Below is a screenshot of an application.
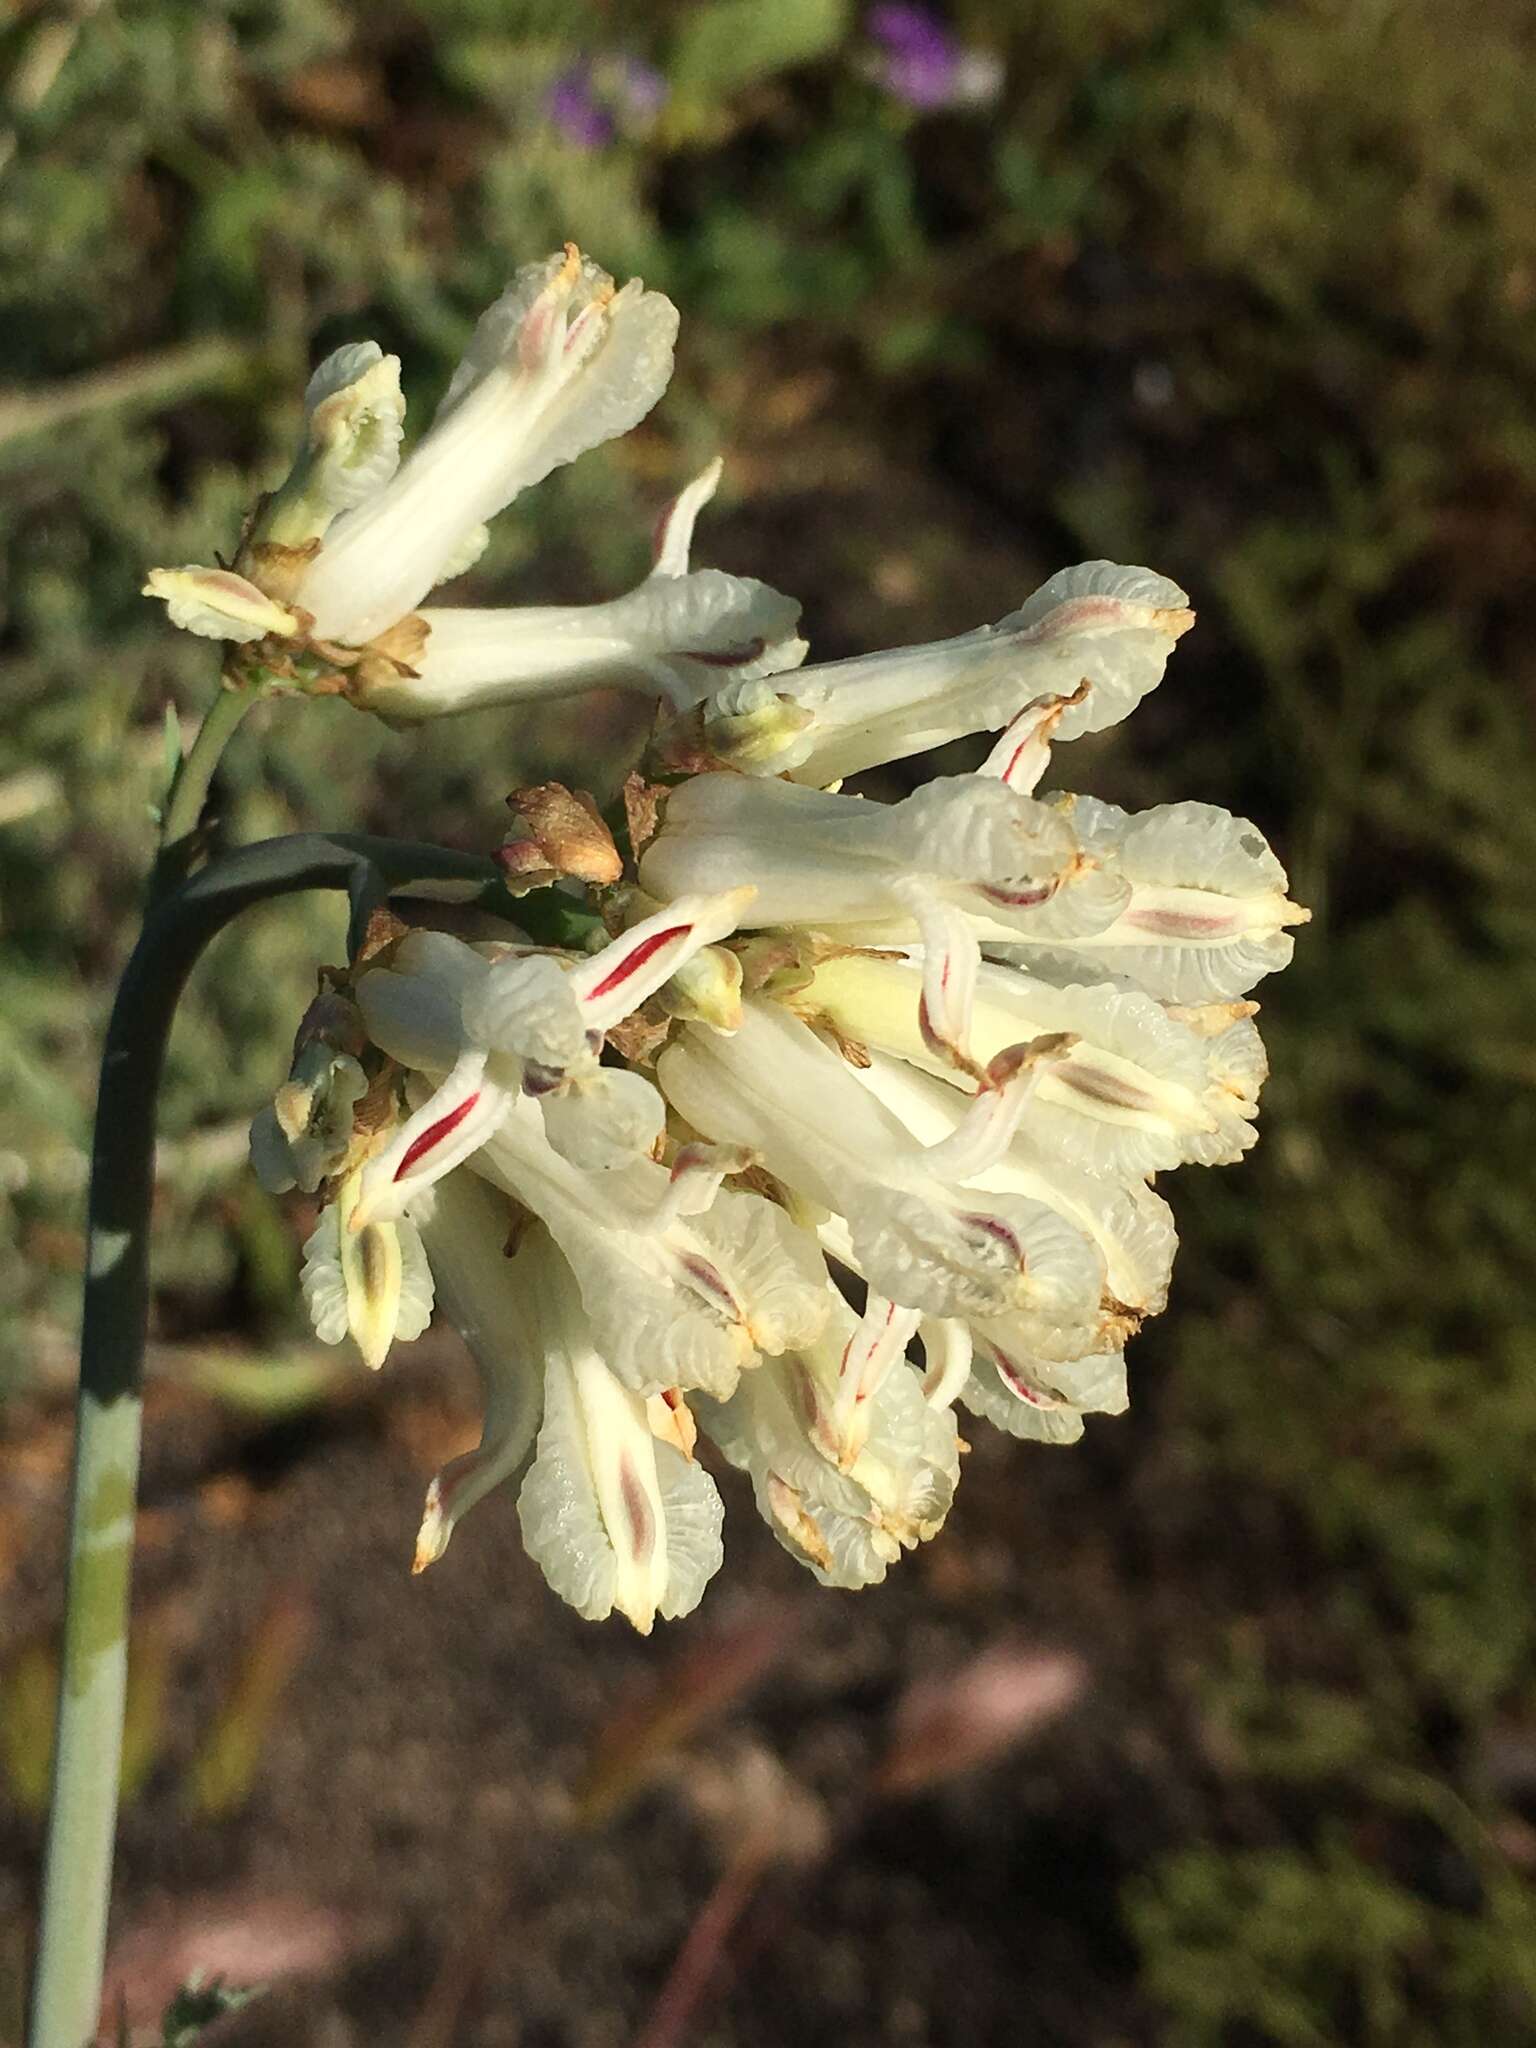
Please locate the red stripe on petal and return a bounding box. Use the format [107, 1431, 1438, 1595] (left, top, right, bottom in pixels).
[586, 925, 688, 1002]
[393, 1091, 482, 1180]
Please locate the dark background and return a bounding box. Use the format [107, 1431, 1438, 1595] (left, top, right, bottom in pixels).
[3, 2, 1536, 2041]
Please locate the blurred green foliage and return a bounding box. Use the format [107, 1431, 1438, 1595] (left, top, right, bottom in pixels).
[4, 0, 1536, 2039]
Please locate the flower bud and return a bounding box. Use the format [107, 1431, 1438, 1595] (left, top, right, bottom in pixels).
[262, 342, 406, 547]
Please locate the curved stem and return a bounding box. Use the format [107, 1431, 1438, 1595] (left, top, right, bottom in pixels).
[28, 833, 503, 2048]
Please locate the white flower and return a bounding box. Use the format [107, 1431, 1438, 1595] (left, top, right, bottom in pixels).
[249, 1041, 369, 1195]
[351, 888, 759, 1204]
[801, 948, 1266, 1176]
[300, 1165, 434, 1371]
[696, 1290, 960, 1588]
[294, 247, 681, 645]
[639, 769, 1127, 944]
[657, 998, 1107, 1337]
[514, 1224, 725, 1633]
[411, 1168, 544, 1568]
[409, 1174, 725, 1633]
[351, 459, 806, 723]
[686, 560, 1193, 784]
[261, 342, 407, 547]
[1007, 797, 1312, 1001]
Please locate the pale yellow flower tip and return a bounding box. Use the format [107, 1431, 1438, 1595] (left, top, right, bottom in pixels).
[142, 564, 300, 643]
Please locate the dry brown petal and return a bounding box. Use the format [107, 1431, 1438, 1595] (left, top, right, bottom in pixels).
[368, 612, 429, 673]
[623, 768, 664, 857]
[239, 534, 322, 603]
[500, 780, 623, 892]
[606, 1004, 674, 1067]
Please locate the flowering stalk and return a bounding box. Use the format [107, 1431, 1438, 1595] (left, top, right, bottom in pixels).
[29, 826, 512, 2048]
[41, 239, 1308, 2043]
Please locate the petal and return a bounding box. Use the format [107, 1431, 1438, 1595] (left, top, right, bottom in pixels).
[539, 1067, 666, 1169]
[961, 1334, 1129, 1443]
[697, 1298, 959, 1589]
[651, 457, 722, 575]
[568, 887, 757, 1034]
[975, 686, 1086, 794]
[142, 566, 299, 643]
[355, 934, 491, 1074]
[1000, 561, 1193, 738]
[919, 1317, 974, 1408]
[819, 1292, 924, 1470]
[847, 1180, 1104, 1324]
[805, 949, 1239, 1179]
[412, 1173, 542, 1567]
[515, 1239, 724, 1630]
[353, 1051, 511, 1225]
[463, 953, 588, 1069]
[300, 1166, 434, 1371]
[264, 343, 407, 545]
[295, 250, 678, 644]
[1018, 798, 1310, 1001]
[472, 1110, 763, 1399]
[249, 1046, 368, 1196]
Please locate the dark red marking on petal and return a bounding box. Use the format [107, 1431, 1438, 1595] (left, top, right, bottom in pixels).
[680, 638, 767, 668]
[999, 737, 1034, 783]
[1126, 906, 1237, 938]
[618, 1455, 656, 1563]
[977, 878, 1058, 910]
[586, 926, 688, 1002]
[675, 1250, 741, 1317]
[957, 1211, 1025, 1266]
[991, 1347, 1067, 1408]
[1058, 1065, 1157, 1111]
[393, 1091, 481, 1179]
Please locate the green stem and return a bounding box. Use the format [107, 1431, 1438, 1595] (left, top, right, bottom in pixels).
[28, 832, 504, 2048]
[150, 679, 258, 904]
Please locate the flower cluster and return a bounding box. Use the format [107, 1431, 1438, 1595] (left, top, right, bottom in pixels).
[149, 249, 1306, 1633]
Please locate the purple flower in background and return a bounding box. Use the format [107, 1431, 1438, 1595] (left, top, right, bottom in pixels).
[548, 64, 614, 150]
[547, 57, 669, 151]
[866, 4, 1002, 112]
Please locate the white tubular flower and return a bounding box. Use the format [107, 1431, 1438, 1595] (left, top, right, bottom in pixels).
[351, 890, 758, 1212]
[803, 950, 1264, 1176]
[354, 459, 806, 723]
[141, 566, 300, 643]
[262, 342, 407, 547]
[473, 1112, 830, 1400]
[689, 561, 1192, 784]
[657, 999, 1105, 1328]
[300, 1164, 434, 1372]
[294, 247, 680, 645]
[639, 771, 1126, 945]
[412, 1168, 543, 1570]
[852, 1053, 1177, 1321]
[1013, 797, 1312, 1001]
[514, 1223, 724, 1632]
[695, 1292, 960, 1589]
